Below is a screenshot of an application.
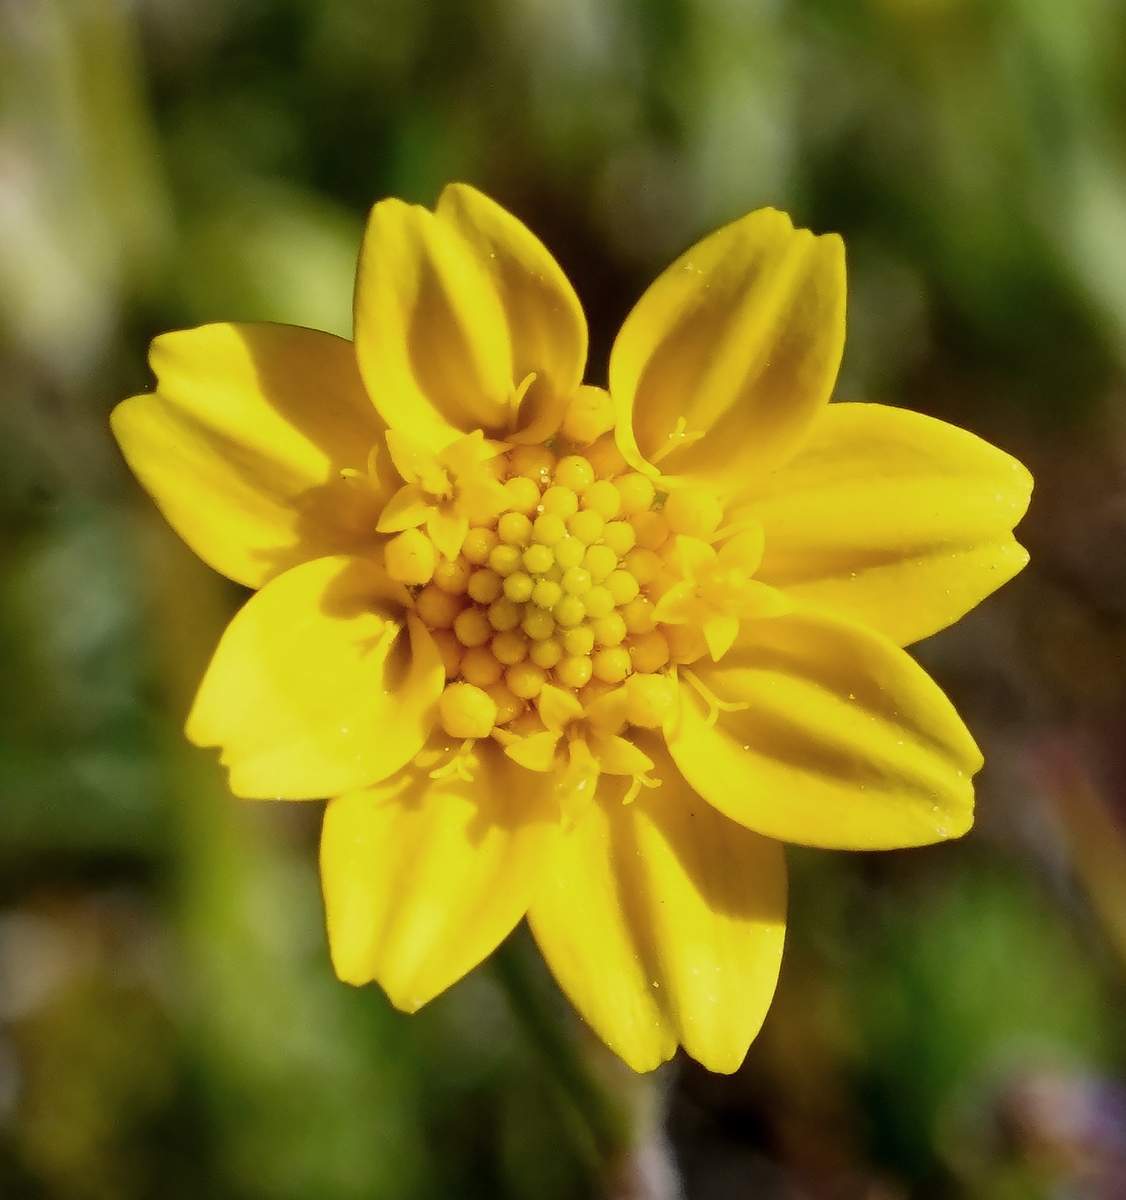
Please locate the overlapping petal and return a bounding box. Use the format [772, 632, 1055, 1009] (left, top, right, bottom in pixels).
[609, 208, 845, 493]
[354, 185, 586, 453]
[668, 608, 981, 850]
[321, 735, 556, 1011]
[437, 184, 587, 443]
[528, 737, 787, 1074]
[187, 555, 444, 799]
[111, 323, 388, 589]
[729, 403, 1033, 645]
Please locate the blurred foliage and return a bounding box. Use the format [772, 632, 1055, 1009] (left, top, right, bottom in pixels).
[5, 0, 1126, 1197]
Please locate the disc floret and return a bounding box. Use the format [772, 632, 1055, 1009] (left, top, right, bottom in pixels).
[381, 429, 745, 748]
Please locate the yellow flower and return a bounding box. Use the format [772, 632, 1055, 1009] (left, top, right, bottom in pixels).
[112, 185, 1032, 1074]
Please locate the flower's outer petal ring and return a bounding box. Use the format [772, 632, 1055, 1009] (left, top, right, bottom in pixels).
[609, 208, 845, 492]
[111, 323, 388, 590]
[436, 184, 587, 444]
[353, 198, 515, 452]
[668, 608, 982, 850]
[730, 403, 1033, 646]
[187, 555, 443, 799]
[529, 740, 787, 1074]
[322, 736, 556, 1011]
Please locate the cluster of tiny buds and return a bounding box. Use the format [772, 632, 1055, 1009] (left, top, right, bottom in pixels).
[382, 431, 725, 743]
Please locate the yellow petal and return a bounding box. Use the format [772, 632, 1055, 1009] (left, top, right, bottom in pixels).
[731, 403, 1034, 646]
[667, 608, 982, 849]
[702, 613, 740, 661]
[187, 556, 443, 798]
[529, 739, 787, 1074]
[538, 685, 584, 731]
[321, 735, 556, 1010]
[376, 484, 431, 533]
[595, 734, 654, 777]
[111, 323, 388, 588]
[504, 729, 562, 773]
[426, 509, 469, 562]
[528, 797, 675, 1073]
[436, 184, 587, 443]
[353, 198, 514, 451]
[609, 209, 845, 493]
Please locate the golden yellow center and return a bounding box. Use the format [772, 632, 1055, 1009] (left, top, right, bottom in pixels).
[382, 432, 723, 740]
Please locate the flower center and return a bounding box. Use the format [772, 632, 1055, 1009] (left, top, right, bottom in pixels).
[382, 432, 724, 741]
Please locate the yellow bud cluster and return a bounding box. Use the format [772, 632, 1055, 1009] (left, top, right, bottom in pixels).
[383, 439, 729, 741]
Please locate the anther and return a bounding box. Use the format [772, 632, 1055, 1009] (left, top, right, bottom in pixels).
[614, 473, 656, 516]
[602, 521, 636, 557]
[531, 579, 563, 609]
[556, 654, 593, 689]
[592, 612, 627, 647]
[433, 554, 471, 595]
[553, 594, 586, 628]
[561, 566, 592, 595]
[626, 629, 670, 673]
[485, 682, 525, 726]
[384, 528, 438, 585]
[554, 455, 596, 492]
[560, 626, 595, 657]
[582, 544, 617, 581]
[439, 683, 497, 739]
[624, 548, 662, 585]
[462, 527, 498, 565]
[631, 511, 669, 551]
[541, 486, 579, 518]
[532, 513, 567, 545]
[581, 479, 621, 520]
[506, 661, 547, 700]
[497, 511, 533, 546]
[554, 537, 585, 569]
[606, 570, 640, 606]
[567, 509, 604, 545]
[621, 596, 657, 634]
[665, 624, 708, 664]
[492, 629, 528, 665]
[508, 444, 555, 483]
[530, 637, 564, 669]
[624, 672, 676, 728]
[583, 586, 615, 620]
[487, 544, 522, 577]
[663, 489, 723, 538]
[583, 433, 627, 479]
[460, 646, 504, 687]
[522, 543, 554, 574]
[592, 646, 631, 683]
[487, 598, 522, 631]
[467, 568, 503, 604]
[502, 571, 534, 603]
[453, 607, 492, 647]
[521, 607, 555, 640]
[504, 475, 541, 514]
[560, 385, 615, 445]
[415, 584, 463, 629]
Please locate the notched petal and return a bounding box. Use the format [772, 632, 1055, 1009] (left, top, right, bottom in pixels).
[610, 208, 846, 493]
[187, 555, 443, 799]
[732, 403, 1034, 645]
[321, 735, 556, 1009]
[668, 607, 981, 849]
[111, 322, 387, 589]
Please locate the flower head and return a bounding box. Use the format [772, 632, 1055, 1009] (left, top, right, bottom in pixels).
[112, 184, 1032, 1073]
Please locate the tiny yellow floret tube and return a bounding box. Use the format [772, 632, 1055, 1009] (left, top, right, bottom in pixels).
[112, 184, 1033, 1074]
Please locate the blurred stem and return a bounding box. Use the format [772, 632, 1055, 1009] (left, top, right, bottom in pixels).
[491, 935, 630, 1177]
